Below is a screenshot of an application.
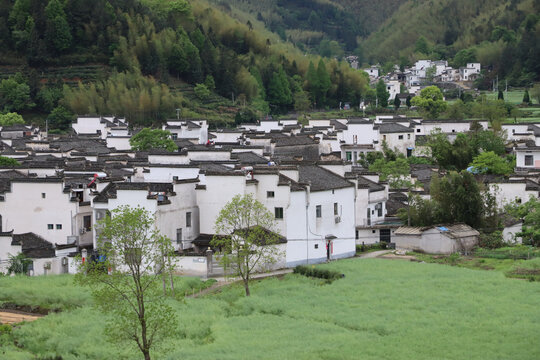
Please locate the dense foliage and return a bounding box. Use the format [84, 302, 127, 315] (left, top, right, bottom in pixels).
[363, 0, 540, 86]
[0, 0, 369, 128]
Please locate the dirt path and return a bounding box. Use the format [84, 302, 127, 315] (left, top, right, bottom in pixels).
[356, 250, 392, 258]
[188, 269, 293, 298]
[0, 310, 43, 325]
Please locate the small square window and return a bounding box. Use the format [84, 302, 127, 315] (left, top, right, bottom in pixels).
[398, 135, 403, 140]
[372, 230, 376, 234]
[525, 155, 533, 166]
[56, 224, 62, 230]
[314, 244, 319, 249]
[47, 224, 53, 230]
[417, 129, 421, 133]
[42, 193, 46, 198]
[275, 207, 283, 219]
[316, 205, 322, 218]
[407, 134, 411, 139]
[186, 212, 192, 227]
[267, 191, 275, 198]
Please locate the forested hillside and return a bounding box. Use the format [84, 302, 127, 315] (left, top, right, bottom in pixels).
[0, 0, 369, 129]
[362, 0, 540, 86]
[214, 0, 406, 59]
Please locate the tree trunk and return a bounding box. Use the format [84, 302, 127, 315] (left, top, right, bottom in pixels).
[143, 349, 151, 360]
[244, 278, 250, 296]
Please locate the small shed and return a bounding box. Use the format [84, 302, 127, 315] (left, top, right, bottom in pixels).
[394, 224, 479, 254]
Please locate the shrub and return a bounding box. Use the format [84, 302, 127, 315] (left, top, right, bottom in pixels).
[478, 231, 505, 249]
[506, 258, 540, 281]
[356, 242, 388, 253]
[293, 265, 343, 282]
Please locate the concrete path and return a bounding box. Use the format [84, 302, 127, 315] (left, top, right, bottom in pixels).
[357, 250, 392, 258]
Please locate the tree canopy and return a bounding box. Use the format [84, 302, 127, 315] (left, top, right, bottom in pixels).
[411, 86, 447, 119]
[130, 128, 177, 152]
[0, 112, 25, 126]
[211, 194, 283, 296]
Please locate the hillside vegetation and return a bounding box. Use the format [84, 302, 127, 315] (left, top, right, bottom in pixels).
[0, 0, 369, 128]
[363, 0, 540, 86]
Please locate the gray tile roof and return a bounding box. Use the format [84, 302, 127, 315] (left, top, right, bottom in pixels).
[378, 123, 414, 134]
[298, 165, 354, 192]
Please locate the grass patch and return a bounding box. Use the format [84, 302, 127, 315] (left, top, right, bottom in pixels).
[506, 257, 540, 281]
[1, 260, 538, 359]
[356, 242, 388, 254]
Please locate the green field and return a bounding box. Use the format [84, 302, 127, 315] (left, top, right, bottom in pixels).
[486, 89, 539, 105]
[1, 259, 539, 359]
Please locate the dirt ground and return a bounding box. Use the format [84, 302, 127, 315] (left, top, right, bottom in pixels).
[0, 310, 43, 325]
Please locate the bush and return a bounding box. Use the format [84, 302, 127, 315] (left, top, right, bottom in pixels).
[356, 242, 388, 253]
[478, 231, 505, 249]
[293, 265, 343, 282]
[474, 246, 539, 260]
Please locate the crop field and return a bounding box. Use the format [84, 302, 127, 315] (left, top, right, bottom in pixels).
[486, 89, 538, 105]
[1, 259, 539, 359]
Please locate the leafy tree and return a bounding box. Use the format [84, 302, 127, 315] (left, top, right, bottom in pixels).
[0, 156, 21, 166]
[130, 128, 177, 152]
[445, 99, 466, 120]
[415, 36, 430, 54]
[36, 86, 63, 113]
[411, 86, 447, 119]
[469, 151, 514, 175]
[472, 99, 507, 129]
[294, 90, 311, 112]
[204, 75, 215, 91]
[267, 67, 292, 112]
[431, 171, 484, 228]
[0, 112, 25, 126]
[76, 206, 177, 360]
[507, 197, 540, 246]
[194, 83, 211, 100]
[0, 74, 34, 112]
[452, 48, 476, 68]
[47, 106, 74, 131]
[211, 194, 283, 296]
[393, 95, 401, 111]
[523, 89, 531, 105]
[376, 80, 389, 108]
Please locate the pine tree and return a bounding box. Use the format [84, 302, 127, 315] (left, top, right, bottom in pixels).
[523, 89, 531, 105]
[498, 90, 504, 100]
[376, 80, 389, 108]
[394, 95, 401, 110]
[406, 95, 412, 109]
[267, 67, 292, 112]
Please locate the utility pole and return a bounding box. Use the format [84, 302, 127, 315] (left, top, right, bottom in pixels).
[175, 108, 181, 120]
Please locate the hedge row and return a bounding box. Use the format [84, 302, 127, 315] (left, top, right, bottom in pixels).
[293, 265, 344, 281]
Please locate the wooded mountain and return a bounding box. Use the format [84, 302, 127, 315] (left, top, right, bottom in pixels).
[363, 0, 539, 86]
[0, 0, 368, 127]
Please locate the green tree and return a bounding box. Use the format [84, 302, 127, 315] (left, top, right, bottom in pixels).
[267, 67, 292, 112]
[204, 75, 215, 91]
[393, 95, 401, 111]
[523, 89, 531, 105]
[76, 206, 177, 360]
[194, 83, 211, 100]
[305, 61, 319, 105]
[469, 151, 514, 175]
[415, 36, 430, 54]
[7, 253, 32, 274]
[44, 0, 72, 53]
[47, 106, 74, 131]
[452, 48, 476, 68]
[411, 86, 447, 119]
[211, 194, 283, 296]
[0, 112, 24, 126]
[294, 90, 311, 112]
[431, 171, 484, 228]
[0, 74, 34, 112]
[498, 90, 504, 100]
[316, 59, 331, 106]
[130, 128, 177, 152]
[376, 80, 389, 108]
[0, 156, 21, 166]
[507, 197, 540, 246]
[406, 95, 412, 109]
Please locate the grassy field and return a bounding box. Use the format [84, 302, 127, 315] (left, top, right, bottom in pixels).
[1, 259, 539, 359]
[486, 89, 539, 105]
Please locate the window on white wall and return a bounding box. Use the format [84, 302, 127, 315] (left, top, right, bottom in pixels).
[316, 205, 322, 218]
[42, 193, 46, 198]
[334, 203, 338, 216]
[267, 191, 275, 198]
[275, 207, 283, 219]
[186, 212, 192, 227]
[48, 224, 53, 230]
[525, 155, 533, 166]
[56, 224, 62, 230]
[398, 135, 403, 140]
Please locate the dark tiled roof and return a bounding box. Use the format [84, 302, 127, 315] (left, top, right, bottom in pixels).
[12, 233, 55, 258]
[356, 175, 385, 192]
[274, 135, 318, 147]
[231, 152, 269, 164]
[330, 120, 348, 130]
[298, 165, 354, 192]
[378, 123, 414, 134]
